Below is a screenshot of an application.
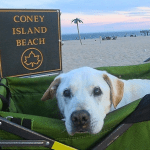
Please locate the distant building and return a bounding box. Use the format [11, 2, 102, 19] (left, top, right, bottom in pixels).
[140, 30, 150, 36]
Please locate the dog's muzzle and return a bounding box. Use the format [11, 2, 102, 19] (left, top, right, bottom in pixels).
[71, 110, 90, 133]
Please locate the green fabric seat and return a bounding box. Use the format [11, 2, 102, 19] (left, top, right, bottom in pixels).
[0, 63, 150, 149]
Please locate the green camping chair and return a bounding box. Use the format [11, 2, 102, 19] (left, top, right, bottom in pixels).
[0, 63, 150, 150]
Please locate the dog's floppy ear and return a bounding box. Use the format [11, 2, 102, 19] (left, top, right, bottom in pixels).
[103, 73, 124, 108]
[41, 78, 61, 101]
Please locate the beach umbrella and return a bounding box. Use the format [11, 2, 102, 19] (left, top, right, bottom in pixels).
[72, 18, 83, 45]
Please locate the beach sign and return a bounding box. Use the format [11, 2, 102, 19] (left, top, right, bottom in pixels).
[0, 9, 62, 77]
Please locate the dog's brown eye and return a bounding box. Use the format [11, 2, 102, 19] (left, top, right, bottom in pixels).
[93, 87, 102, 96]
[63, 89, 71, 97]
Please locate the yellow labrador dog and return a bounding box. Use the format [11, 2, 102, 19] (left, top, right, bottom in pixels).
[41, 67, 150, 135]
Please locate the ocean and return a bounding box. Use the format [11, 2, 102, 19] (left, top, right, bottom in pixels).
[62, 30, 144, 41]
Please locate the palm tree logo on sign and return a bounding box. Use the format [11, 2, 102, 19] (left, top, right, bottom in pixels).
[21, 48, 43, 70]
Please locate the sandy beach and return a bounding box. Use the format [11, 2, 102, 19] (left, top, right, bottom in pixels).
[62, 36, 150, 73]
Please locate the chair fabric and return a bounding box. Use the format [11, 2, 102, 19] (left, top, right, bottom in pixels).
[0, 63, 150, 149]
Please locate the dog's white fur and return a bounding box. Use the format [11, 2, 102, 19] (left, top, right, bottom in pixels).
[41, 67, 150, 135]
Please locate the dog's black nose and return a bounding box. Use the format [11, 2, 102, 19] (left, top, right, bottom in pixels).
[71, 110, 90, 131]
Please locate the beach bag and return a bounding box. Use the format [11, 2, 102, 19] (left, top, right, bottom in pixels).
[0, 63, 150, 150]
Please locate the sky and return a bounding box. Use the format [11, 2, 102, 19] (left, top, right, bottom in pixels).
[1, 0, 150, 34]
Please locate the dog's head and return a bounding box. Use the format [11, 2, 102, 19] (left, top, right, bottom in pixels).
[41, 67, 124, 135]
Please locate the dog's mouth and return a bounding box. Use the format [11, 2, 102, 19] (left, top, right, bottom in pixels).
[75, 126, 90, 133]
[70, 127, 90, 135]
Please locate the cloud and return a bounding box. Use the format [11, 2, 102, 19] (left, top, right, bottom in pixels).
[115, 7, 150, 17]
[61, 7, 150, 27]
[62, 20, 150, 34]
[61, 7, 150, 33]
[1, 1, 150, 33]
[0, 0, 73, 8]
[1, 0, 48, 8]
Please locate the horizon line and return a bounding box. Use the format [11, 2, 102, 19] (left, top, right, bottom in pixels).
[61, 29, 146, 35]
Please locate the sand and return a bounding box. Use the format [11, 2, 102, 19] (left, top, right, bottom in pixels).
[62, 36, 150, 73]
